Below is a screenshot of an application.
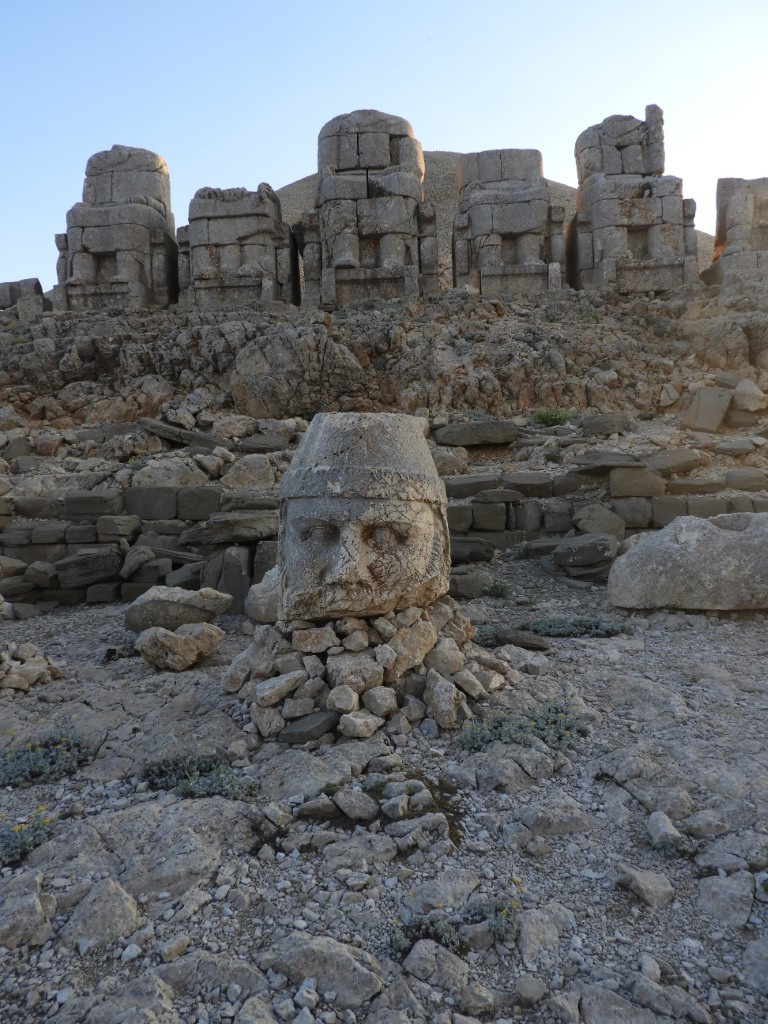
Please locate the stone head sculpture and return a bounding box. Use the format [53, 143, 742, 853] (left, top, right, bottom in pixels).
[278, 413, 450, 621]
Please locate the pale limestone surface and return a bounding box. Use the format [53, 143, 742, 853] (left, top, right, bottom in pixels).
[566, 105, 698, 294]
[278, 412, 449, 620]
[607, 512, 768, 609]
[453, 149, 564, 297]
[296, 110, 438, 308]
[178, 183, 296, 308]
[55, 146, 178, 312]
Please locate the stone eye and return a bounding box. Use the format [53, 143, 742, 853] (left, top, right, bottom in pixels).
[367, 525, 409, 547]
[299, 523, 339, 544]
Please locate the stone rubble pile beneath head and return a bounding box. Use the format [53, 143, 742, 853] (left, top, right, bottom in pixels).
[0, 641, 63, 694]
[223, 595, 520, 744]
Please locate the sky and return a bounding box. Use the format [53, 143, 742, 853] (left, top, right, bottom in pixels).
[2, 0, 767, 291]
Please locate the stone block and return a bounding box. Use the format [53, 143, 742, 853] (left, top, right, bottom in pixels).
[65, 523, 98, 543]
[432, 420, 517, 447]
[55, 547, 123, 588]
[63, 490, 123, 519]
[501, 472, 553, 497]
[609, 468, 666, 498]
[443, 474, 501, 499]
[651, 496, 687, 527]
[176, 486, 222, 521]
[164, 562, 203, 589]
[30, 522, 68, 544]
[728, 496, 753, 513]
[132, 558, 173, 584]
[686, 497, 729, 519]
[683, 388, 733, 433]
[121, 581, 154, 600]
[543, 501, 573, 533]
[645, 449, 705, 477]
[552, 532, 618, 567]
[471, 503, 506, 532]
[450, 536, 495, 563]
[252, 540, 278, 584]
[124, 487, 178, 520]
[667, 479, 724, 496]
[97, 515, 141, 541]
[86, 582, 122, 603]
[516, 499, 542, 534]
[724, 469, 768, 492]
[611, 498, 652, 528]
[447, 505, 473, 533]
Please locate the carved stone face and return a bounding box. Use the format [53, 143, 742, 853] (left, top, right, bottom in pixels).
[280, 496, 447, 620]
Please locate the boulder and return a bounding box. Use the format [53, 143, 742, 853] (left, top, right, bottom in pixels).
[432, 420, 517, 446]
[125, 585, 233, 631]
[245, 566, 281, 624]
[608, 512, 768, 610]
[135, 622, 224, 671]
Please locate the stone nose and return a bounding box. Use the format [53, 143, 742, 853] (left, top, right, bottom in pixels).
[324, 524, 367, 585]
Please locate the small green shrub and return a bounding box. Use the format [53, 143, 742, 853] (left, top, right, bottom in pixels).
[524, 615, 621, 638]
[543, 449, 562, 464]
[472, 624, 499, 649]
[514, 543, 530, 560]
[531, 407, 571, 427]
[0, 734, 95, 788]
[143, 753, 256, 800]
[0, 808, 53, 866]
[391, 911, 466, 957]
[459, 701, 580, 753]
[466, 891, 522, 943]
[485, 580, 509, 599]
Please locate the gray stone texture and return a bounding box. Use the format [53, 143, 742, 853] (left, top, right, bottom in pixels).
[180, 184, 296, 307]
[702, 177, 768, 287]
[278, 413, 449, 620]
[566, 106, 698, 294]
[453, 148, 565, 297]
[56, 145, 178, 311]
[297, 110, 438, 307]
[608, 512, 768, 609]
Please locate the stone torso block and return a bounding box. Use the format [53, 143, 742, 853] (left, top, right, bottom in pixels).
[278, 413, 450, 620]
[702, 177, 768, 286]
[453, 149, 564, 296]
[183, 184, 297, 308]
[56, 145, 178, 312]
[566, 106, 698, 295]
[300, 110, 438, 308]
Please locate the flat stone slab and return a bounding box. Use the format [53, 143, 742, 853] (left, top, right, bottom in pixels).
[181, 511, 279, 546]
[432, 420, 517, 446]
[572, 451, 640, 473]
[278, 711, 340, 744]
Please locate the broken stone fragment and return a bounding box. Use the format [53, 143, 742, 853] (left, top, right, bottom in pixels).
[125, 585, 232, 632]
[134, 622, 224, 671]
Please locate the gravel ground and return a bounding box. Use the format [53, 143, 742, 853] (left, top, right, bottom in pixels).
[1, 554, 766, 1024]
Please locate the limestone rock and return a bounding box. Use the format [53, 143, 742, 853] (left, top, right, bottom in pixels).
[60, 878, 141, 953]
[697, 870, 754, 926]
[338, 709, 385, 738]
[269, 933, 383, 1008]
[742, 938, 768, 995]
[424, 669, 464, 728]
[0, 873, 53, 949]
[125, 585, 232, 631]
[616, 862, 674, 907]
[245, 566, 281, 624]
[135, 622, 224, 671]
[579, 984, 658, 1024]
[608, 513, 768, 610]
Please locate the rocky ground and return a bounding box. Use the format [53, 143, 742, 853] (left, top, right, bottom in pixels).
[1, 552, 766, 1024]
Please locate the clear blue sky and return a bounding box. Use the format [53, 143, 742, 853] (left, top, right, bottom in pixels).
[2, 0, 766, 291]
